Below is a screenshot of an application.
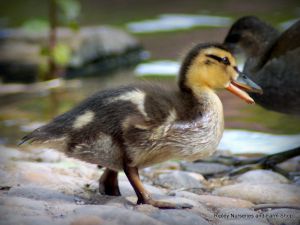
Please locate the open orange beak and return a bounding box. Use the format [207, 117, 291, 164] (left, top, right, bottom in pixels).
[226, 69, 263, 104]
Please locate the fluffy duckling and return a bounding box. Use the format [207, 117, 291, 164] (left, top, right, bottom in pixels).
[224, 16, 300, 114]
[20, 43, 262, 209]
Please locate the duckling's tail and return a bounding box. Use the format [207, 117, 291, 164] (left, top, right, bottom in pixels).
[18, 128, 49, 146]
[18, 123, 65, 147]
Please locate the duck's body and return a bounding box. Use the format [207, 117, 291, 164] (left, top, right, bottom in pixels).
[24, 84, 223, 171]
[224, 16, 300, 114]
[21, 43, 261, 208]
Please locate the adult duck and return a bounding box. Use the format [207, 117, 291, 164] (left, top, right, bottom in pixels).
[224, 16, 300, 115]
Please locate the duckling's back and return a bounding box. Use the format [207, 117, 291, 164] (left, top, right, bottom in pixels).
[20, 84, 184, 170]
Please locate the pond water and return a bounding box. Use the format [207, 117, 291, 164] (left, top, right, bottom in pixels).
[0, 0, 300, 154]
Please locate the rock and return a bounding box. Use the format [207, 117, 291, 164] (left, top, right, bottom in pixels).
[7, 184, 78, 203]
[213, 183, 300, 204]
[119, 180, 165, 197]
[148, 209, 211, 225]
[294, 176, 300, 185]
[0, 145, 33, 163]
[214, 208, 268, 225]
[126, 195, 205, 208]
[146, 161, 181, 171]
[69, 205, 164, 225]
[217, 220, 269, 225]
[278, 156, 300, 172]
[0, 26, 143, 82]
[262, 208, 300, 225]
[170, 191, 254, 208]
[0, 215, 57, 225]
[4, 161, 91, 195]
[0, 196, 78, 225]
[70, 216, 104, 225]
[236, 170, 289, 184]
[154, 170, 204, 190]
[181, 162, 231, 176]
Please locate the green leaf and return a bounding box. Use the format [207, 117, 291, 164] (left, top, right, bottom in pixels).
[52, 43, 71, 66]
[22, 19, 49, 32]
[56, 0, 81, 21]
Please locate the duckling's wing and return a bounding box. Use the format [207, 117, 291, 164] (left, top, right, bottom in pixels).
[19, 86, 138, 147]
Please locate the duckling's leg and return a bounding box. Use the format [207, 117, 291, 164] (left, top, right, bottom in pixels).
[99, 168, 121, 196]
[123, 164, 192, 209]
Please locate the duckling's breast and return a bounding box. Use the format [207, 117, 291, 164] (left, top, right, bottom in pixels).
[126, 92, 224, 168]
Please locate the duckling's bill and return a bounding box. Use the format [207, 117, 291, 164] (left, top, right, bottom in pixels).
[226, 71, 263, 104]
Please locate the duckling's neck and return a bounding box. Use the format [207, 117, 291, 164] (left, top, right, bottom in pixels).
[179, 85, 224, 120]
[193, 86, 223, 111]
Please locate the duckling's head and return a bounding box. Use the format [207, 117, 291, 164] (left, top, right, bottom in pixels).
[179, 43, 262, 104]
[224, 16, 279, 57]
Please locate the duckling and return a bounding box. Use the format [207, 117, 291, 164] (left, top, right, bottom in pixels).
[20, 43, 262, 209]
[224, 16, 300, 115]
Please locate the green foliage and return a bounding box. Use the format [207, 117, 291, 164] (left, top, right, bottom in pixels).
[52, 43, 72, 66]
[21, 19, 49, 32]
[56, 0, 81, 30]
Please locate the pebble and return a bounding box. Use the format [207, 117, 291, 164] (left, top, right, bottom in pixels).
[170, 191, 254, 208]
[7, 184, 78, 203]
[154, 170, 204, 190]
[214, 208, 268, 225]
[148, 209, 211, 225]
[119, 180, 165, 197]
[181, 162, 231, 175]
[213, 183, 300, 204]
[70, 216, 104, 225]
[278, 156, 300, 172]
[236, 169, 289, 184]
[70, 205, 164, 225]
[262, 208, 300, 225]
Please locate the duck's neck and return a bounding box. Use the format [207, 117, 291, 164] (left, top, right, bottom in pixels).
[194, 87, 223, 112]
[179, 86, 224, 120]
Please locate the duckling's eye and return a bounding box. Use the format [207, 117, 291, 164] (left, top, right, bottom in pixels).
[205, 54, 230, 66]
[221, 57, 230, 65]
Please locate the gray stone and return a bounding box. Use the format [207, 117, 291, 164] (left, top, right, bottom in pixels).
[70, 216, 104, 225]
[0, 215, 59, 225]
[0, 26, 142, 82]
[181, 162, 230, 175]
[154, 170, 204, 190]
[126, 195, 205, 209]
[215, 208, 268, 225]
[119, 180, 165, 197]
[148, 209, 210, 225]
[262, 208, 300, 225]
[217, 220, 269, 225]
[170, 191, 254, 208]
[278, 156, 300, 172]
[0, 196, 77, 225]
[69, 205, 164, 225]
[7, 184, 78, 202]
[213, 183, 300, 204]
[236, 170, 289, 184]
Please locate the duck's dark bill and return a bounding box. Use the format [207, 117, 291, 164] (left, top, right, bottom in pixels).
[226, 71, 263, 104]
[233, 74, 263, 94]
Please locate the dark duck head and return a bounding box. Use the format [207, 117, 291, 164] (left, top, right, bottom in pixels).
[224, 16, 300, 114]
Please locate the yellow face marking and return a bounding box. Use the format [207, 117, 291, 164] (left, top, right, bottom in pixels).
[185, 47, 238, 92]
[73, 110, 95, 129]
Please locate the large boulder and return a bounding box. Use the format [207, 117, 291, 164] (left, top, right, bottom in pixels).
[0, 26, 144, 82]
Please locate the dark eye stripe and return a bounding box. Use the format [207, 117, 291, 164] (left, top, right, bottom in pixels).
[205, 54, 230, 65]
